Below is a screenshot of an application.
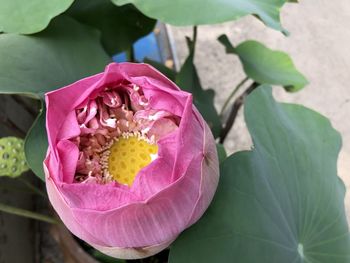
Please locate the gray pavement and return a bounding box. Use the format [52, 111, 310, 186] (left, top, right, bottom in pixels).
[169, 0, 350, 218]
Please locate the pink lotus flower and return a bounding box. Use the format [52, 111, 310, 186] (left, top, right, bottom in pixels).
[44, 62, 219, 259]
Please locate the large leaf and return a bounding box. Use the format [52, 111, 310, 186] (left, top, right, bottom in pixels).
[170, 85, 350, 263]
[112, 0, 288, 32]
[0, 16, 111, 98]
[68, 0, 156, 55]
[219, 35, 308, 92]
[24, 108, 47, 181]
[176, 37, 221, 138]
[0, 0, 73, 34]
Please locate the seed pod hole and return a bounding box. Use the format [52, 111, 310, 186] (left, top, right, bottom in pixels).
[139, 153, 148, 160]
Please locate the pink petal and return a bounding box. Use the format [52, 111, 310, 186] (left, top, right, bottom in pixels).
[147, 118, 178, 141]
[57, 140, 79, 183]
[60, 182, 140, 211]
[187, 120, 219, 225]
[71, 153, 202, 247]
[91, 238, 173, 260]
[100, 90, 122, 108]
[44, 155, 107, 246]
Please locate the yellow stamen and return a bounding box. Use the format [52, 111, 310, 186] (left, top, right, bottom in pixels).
[107, 135, 158, 186]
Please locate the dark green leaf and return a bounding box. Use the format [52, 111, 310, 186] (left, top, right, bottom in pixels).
[24, 107, 47, 181]
[170, 85, 350, 263]
[216, 144, 227, 164]
[90, 249, 127, 263]
[0, 0, 73, 34]
[176, 38, 221, 138]
[112, 0, 289, 32]
[218, 34, 236, 54]
[67, 0, 156, 55]
[0, 16, 111, 97]
[219, 35, 308, 92]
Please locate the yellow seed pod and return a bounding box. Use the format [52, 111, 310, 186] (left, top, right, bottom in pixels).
[107, 135, 158, 186]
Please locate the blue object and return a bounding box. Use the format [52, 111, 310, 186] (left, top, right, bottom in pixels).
[113, 32, 162, 63]
[113, 52, 128, 63]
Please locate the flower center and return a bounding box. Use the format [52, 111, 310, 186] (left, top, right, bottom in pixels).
[104, 133, 158, 186]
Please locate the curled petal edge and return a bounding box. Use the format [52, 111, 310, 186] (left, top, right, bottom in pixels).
[91, 239, 174, 260]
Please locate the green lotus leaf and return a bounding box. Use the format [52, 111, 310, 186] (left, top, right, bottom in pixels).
[219, 35, 308, 91]
[170, 85, 350, 263]
[24, 107, 47, 181]
[0, 0, 73, 34]
[0, 16, 111, 97]
[176, 37, 221, 138]
[68, 0, 156, 55]
[112, 0, 289, 32]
